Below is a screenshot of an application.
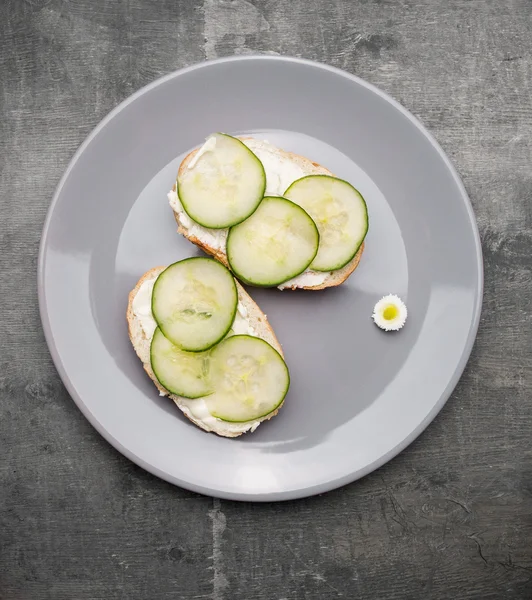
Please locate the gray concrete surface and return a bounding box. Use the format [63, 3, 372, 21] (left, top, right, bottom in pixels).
[1, 0, 532, 598]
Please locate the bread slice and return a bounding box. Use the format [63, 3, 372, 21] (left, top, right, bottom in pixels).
[127, 266, 285, 437]
[170, 138, 365, 290]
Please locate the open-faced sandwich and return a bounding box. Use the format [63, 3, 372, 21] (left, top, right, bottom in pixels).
[168, 134, 369, 290]
[127, 257, 289, 437]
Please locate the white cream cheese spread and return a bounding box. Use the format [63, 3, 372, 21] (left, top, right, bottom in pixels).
[168, 190, 227, 252]
[242, 138, 305, 196]
[277, 269, 329, 290]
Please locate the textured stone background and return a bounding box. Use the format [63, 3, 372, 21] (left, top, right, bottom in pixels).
[1, 0, 532, 598]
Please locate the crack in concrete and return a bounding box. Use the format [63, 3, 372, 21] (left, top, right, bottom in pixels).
[208, 498, 228, 600]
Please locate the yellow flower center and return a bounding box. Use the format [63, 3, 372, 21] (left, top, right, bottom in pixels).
[383, 305, 399, 321]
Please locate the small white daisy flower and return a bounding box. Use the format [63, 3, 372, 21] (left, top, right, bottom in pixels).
[372, 294, 407, 331]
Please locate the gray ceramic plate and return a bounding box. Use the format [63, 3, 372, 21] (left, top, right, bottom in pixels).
[38, 56, 482, 501]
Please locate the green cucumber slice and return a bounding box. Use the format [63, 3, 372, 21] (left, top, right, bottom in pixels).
[226, 196, 319, 287]
[177, 133, 266, 228]
[151, 257, 237, 352]
[150, 328, 213, 399]
[206, 335, 289, 423]
[284, 175, 368, 271]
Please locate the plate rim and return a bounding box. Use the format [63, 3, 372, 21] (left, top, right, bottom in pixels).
[38, 55, 484, 501]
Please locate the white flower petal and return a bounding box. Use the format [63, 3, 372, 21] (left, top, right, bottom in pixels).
[372, 294, 407, 331]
